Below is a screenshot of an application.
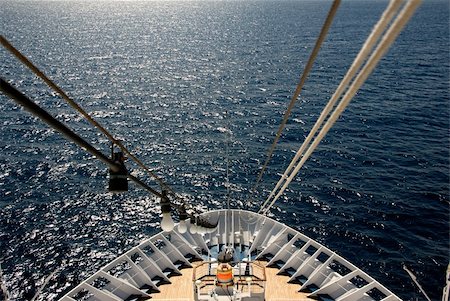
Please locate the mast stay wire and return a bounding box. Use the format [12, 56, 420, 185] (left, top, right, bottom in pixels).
[249, 0, 341, 200]
[0, 35, 178, 199]
[259, 0, 403, 213]
[226, 115, 231, 212]
[259, 0, 421, 215]
[224, 111, 232, 247]
[0, 78, 164, 199]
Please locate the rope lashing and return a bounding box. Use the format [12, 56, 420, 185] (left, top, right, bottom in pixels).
[259, 0, 421, 215]
[250, 0, 341, 198]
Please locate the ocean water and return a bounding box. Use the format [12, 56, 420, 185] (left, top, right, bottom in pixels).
[0, 0, 448, 300]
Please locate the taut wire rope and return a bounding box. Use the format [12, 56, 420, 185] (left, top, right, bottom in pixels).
[0, 35, 177, 197]
[0, 78, 164, 199]
[259, 0, 403, 213]
[224, 111, 232, 247]
[250, 0, 341, 200]
[259, 0, 421, 215]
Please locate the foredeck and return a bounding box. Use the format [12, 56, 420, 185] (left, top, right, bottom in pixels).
[61, 209, 403, 301]
[147, 260, 311, 301]
[261, 261, 311, 301]
[148, 262, 199, 300]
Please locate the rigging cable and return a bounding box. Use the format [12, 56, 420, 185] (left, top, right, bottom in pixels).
[0, 262, 9, 301]
[0, 78, 163, 199]
[259, 0, 421, 215]
[259, 0, 404, 214]
[0, 35, 176, 197]
[224, 111, 232, 247]
[403, 265, 432, 301]
[250, 0, 341, 199]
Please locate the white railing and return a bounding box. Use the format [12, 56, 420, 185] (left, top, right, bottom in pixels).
[60, 209, 402, 301]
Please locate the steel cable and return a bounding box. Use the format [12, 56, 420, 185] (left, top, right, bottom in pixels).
[260, 0, 421, 215]
[250, 0, 341, 201]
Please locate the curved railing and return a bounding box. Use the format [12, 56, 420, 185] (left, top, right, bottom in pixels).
[60, 209, 402, 301]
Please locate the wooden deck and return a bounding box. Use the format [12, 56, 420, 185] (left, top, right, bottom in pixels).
[147, 260, 311, 300]
[261, 261, 311, 301]
[149, 262, 201, 301]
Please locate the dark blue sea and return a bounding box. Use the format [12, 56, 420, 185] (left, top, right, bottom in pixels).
[0, 0, 448, 300]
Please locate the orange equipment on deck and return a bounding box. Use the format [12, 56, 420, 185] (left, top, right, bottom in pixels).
[216, 263, 233, 285]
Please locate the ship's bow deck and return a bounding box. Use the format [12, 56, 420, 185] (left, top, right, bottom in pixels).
[61, 209, 402, 301]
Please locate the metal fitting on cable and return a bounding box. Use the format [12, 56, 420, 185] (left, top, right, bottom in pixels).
[160, 190, 174, 232]
[190, 215, 198, 234]
[108, 143, 128, 193]
[177, 206, 188, 234]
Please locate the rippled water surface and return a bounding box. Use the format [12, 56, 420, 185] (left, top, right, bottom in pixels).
[1, 1, 449, 300]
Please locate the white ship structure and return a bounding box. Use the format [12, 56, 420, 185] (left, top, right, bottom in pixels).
[2, 1, 448, 301]
[60, 209, 407, 301]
